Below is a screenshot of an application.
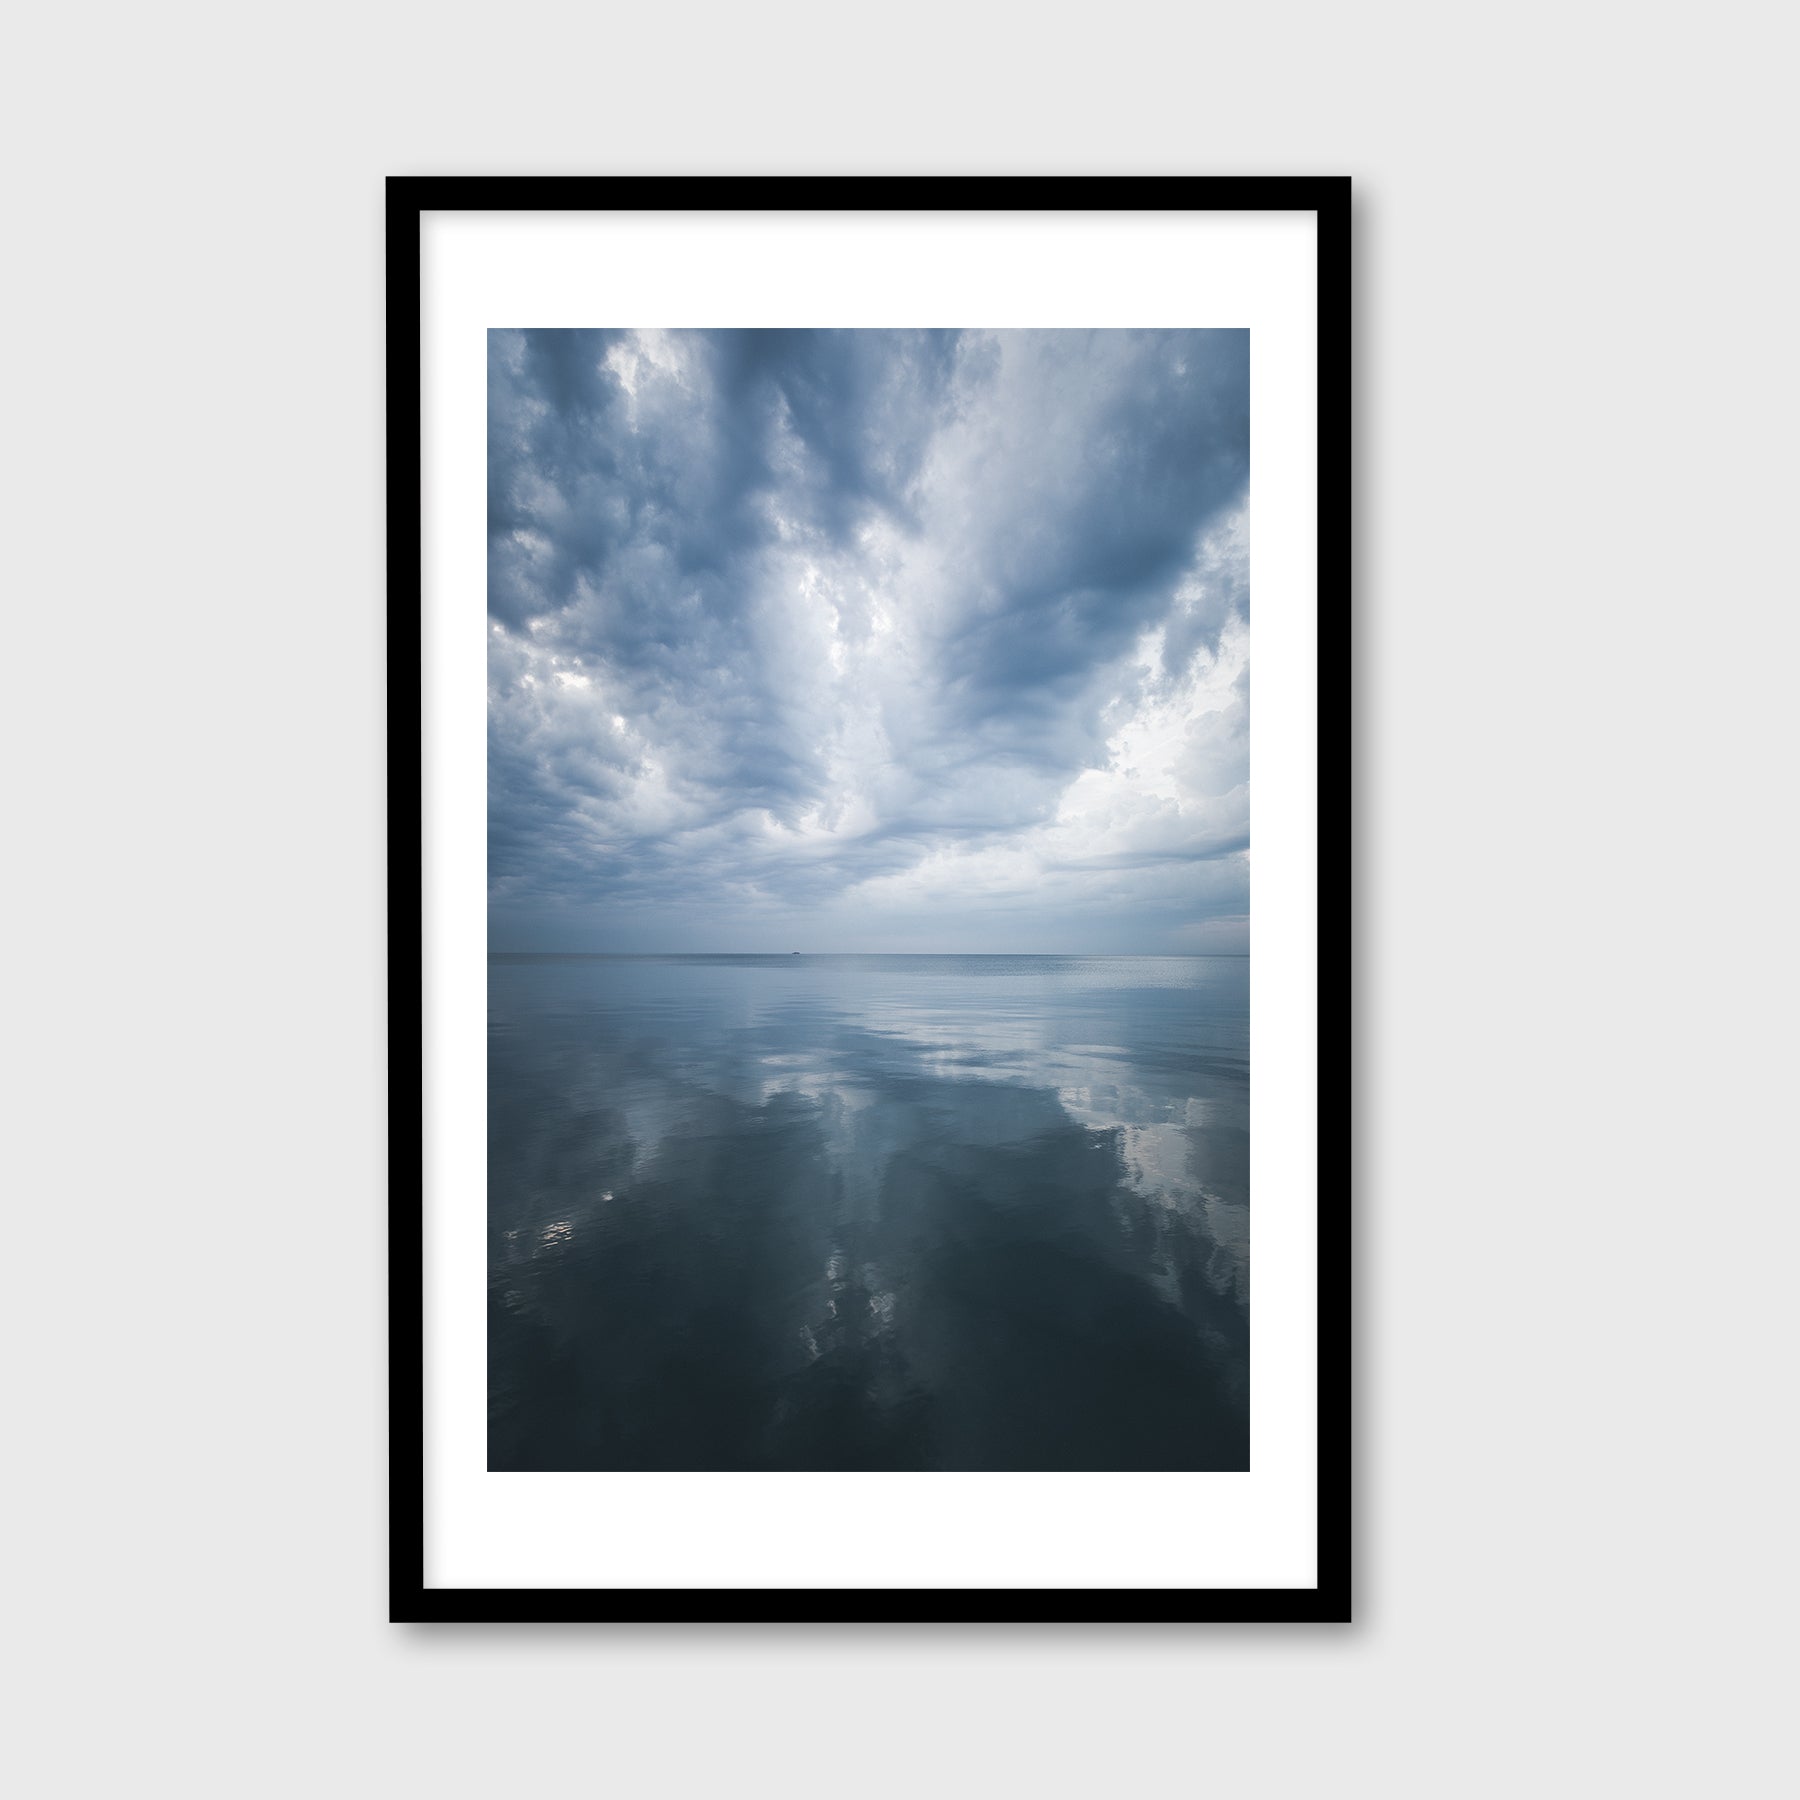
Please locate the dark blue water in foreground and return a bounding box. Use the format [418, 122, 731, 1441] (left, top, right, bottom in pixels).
[489, 954, 1248, 1471]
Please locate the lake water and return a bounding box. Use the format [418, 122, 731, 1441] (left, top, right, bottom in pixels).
[489, 954, 1248, 1470]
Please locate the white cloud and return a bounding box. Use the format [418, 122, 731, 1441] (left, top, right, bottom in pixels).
[487, 329, 1249, 950]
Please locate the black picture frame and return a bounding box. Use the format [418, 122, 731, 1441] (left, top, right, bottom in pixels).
[390, 175, 1351, 1625]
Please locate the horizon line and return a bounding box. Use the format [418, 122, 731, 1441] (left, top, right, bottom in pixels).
[486, 949, 1251, 958]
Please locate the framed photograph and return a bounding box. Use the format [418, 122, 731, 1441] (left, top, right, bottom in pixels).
[393, 176, 1349, 1622]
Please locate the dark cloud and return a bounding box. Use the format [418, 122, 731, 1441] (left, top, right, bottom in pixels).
[487, 329, 1250, 950]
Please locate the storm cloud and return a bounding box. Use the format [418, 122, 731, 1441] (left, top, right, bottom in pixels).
[488, 328, 1250, 952]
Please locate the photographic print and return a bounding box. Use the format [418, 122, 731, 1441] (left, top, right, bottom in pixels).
[485, 326, 1252, 1473]
[397, 178, 1347, 1619]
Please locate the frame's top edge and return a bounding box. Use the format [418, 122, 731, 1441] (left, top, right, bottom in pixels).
[384, 174, 1350, 214]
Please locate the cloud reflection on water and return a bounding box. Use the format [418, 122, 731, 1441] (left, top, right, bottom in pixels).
[488, 954, 1248, 1471]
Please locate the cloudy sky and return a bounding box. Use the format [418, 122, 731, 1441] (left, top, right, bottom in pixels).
[488, 329, 1248, 953]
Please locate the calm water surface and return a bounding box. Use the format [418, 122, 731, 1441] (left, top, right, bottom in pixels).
[489, 954, 1248, 1470]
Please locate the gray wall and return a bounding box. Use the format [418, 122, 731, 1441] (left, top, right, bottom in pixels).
[8, 4, 1791, 1794]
